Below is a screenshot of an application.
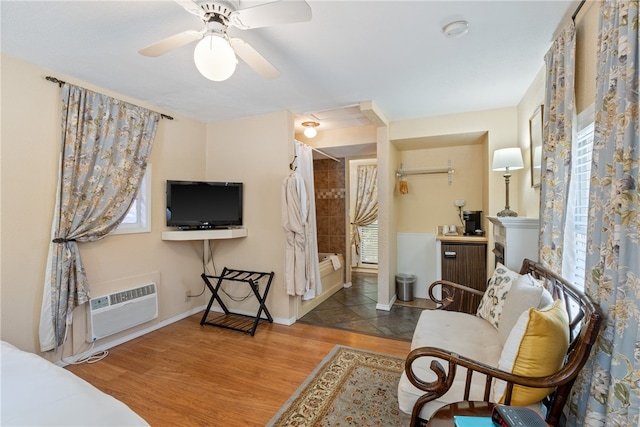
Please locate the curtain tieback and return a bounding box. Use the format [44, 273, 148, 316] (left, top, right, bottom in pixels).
[52, 238, 76, 243]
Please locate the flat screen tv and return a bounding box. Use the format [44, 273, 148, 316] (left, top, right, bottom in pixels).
[166, 180, 243, 229]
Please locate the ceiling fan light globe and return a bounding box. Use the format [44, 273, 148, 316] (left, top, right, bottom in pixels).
[303, 126, 317, 138]
[194, 35, 237, 81]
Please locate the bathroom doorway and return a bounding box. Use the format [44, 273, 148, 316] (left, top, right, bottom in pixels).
[347, 158, 378, 283]
[296, 155, 348, 319]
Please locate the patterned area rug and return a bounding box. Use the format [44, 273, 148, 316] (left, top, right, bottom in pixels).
[267, 345, 411, 426]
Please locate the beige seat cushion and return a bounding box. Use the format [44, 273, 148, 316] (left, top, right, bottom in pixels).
[398, 310, 502, 419]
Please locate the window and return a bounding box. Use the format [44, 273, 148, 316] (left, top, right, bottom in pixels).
[358, 221, 378, 265]
[113, 166, 151, 235]
[563, 107, 594, 290]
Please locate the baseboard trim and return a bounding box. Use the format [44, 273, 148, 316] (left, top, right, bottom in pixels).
[58, 305, 295, 366]
[57, 305, 206, 366]
[376, 296, 395, 311]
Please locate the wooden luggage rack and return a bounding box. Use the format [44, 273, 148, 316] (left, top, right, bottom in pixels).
[200, 267, 274, 336]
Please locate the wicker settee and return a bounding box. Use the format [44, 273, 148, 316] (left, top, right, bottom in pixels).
[398, 258, 603, 427]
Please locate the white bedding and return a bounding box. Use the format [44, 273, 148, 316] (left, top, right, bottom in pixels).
[1, 341, 148, 426]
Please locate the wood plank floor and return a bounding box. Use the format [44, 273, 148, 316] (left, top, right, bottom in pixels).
[66, 314, 411, 427]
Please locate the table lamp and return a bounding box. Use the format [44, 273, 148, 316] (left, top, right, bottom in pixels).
[492, 147, 524, 217]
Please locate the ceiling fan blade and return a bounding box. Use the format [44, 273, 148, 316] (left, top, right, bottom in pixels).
[230, 38, 280, 79]
[175, 0, 205, 19]
[139, 30, 204, 57]
[231, 0, 311, 30]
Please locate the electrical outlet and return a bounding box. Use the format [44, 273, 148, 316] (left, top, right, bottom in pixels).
[454, 199, 466, 207]
[184, 290, 191, 303]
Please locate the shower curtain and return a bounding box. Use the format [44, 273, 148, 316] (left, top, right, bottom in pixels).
[295, 141, 322, 300]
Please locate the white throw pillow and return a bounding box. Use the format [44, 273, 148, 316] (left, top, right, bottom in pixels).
[538, 286, 554, 309]
[527, 274, 554, 309]
[497, 274, 544, 345]
[476, 263, 521, 329]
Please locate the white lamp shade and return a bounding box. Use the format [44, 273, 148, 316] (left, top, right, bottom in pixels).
[194, 34, 237, 82]
[492, 147, 524, 171]
[303, 126, 317, 138]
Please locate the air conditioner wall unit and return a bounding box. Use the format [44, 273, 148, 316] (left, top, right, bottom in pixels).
[86, 283, 158, 343]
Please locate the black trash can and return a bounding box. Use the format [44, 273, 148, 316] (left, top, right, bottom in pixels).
[395, 273, 416, 301]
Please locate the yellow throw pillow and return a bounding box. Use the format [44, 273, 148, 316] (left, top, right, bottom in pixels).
[494, 299, 570, 405]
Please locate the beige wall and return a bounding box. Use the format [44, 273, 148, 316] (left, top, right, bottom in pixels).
[204, 112, 294, 322]
[575, 1, 599, 113]
[396, 144, 485, 233]
[390, 107, 521, 233]
[385, 109, 517, 275]
[1, 55, 208, 357]
[517, 66, 545, 218]
[377, 125, 397, 306]
[1, 55, 60, 354]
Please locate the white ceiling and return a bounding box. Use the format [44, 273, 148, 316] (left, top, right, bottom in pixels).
[1, 0, 576, 135]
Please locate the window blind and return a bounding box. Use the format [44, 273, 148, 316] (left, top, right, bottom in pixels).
[359, 221, 378, 264]
[570, 122, 594, 289]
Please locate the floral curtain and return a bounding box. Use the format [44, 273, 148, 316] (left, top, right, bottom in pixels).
[567, 1, 639, 425]
[39, 84, 160, 352]
[539, 22, 576, 274]
[350, 165, 378, 256]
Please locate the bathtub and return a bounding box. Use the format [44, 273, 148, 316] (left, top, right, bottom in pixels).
[297, 253, 345, 318]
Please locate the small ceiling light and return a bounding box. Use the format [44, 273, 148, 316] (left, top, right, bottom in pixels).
[443, 20, 469, 38]
[302, 121, 319, 138]
[194, 33, 237, 81]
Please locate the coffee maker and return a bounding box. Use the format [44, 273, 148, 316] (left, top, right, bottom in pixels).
[463, 210, 483, 236]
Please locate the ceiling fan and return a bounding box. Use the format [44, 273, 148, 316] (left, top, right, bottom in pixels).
[139, 0, 312, 81]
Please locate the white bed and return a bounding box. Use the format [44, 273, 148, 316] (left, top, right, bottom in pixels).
[1, 340, 148, 426]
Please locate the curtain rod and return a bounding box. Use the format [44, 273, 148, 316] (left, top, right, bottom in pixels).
[311, 146, 339, 162]
[295, 139, 339, 162]
[45, 76, 174, 120]
[571, 0, 586, 21]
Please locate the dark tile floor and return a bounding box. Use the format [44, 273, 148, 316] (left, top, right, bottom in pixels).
[298, 272, 424, 341]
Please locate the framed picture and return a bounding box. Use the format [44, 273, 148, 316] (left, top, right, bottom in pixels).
[529, 105, 543, 188]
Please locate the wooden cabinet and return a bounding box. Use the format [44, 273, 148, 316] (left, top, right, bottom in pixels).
[441, 242, 487, 314]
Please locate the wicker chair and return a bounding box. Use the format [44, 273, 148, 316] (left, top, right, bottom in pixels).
[404, 258, 603, 427]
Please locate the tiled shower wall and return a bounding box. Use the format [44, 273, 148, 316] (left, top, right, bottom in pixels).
[314, 157, 346, 257]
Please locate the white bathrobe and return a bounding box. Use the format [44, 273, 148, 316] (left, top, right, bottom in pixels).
[281, 172, 311, 296]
